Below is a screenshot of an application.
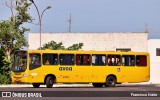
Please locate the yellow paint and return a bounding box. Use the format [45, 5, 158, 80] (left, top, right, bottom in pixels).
[12, 50, 150, 84]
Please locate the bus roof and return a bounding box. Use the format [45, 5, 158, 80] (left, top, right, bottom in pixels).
[26, 49, 149, 55]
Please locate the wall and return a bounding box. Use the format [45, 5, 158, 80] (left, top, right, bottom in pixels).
[148, 39, 160, 62]
[28, 32, 148, 52]
[148, 39, 160, 83]
[150, 62, 160, 84]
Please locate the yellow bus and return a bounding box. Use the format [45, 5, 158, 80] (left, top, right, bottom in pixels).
[11, 50, 150, 88]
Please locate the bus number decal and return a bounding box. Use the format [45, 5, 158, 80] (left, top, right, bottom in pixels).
[59, 67, 72, 71]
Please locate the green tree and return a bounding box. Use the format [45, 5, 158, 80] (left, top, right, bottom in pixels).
[67, 43, 83, 50]
[0, 0, 32, 84]
[39, 40, 83, 50]
[0, 0, 32, 60]
[0, 47, 11, 84]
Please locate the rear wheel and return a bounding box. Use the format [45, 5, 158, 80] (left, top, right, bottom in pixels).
[32, 83, 40, 88]
[92, 83, 103, 87]
[105, 76, 116, 87]
[46, 76, 54, 88]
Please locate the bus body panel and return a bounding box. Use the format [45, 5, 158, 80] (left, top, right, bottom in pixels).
[11, 50, 150, 85]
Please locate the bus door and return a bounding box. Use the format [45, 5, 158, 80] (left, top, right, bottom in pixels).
[28, 53, 43, 83]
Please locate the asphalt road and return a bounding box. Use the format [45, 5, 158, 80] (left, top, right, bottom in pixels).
[0, 84, 160, 100]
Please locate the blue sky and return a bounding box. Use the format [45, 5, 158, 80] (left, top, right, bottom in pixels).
[0, 0, 160, 38]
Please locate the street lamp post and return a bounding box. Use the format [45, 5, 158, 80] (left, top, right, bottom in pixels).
[30, 0, 51, 50]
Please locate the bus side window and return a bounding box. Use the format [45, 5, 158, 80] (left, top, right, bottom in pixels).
[92, 55, 96, 65]
[43, 54, 58, 65]
[76, 55, 80, 65]
[136, 55, 147, 66]
[83, 55, 88, 64]
[107, 55, 121, 66]
[76, 54, 90, 65]
[92, 55, 106, 66]
[59, 54, 74, 65]
[29, 54, 41, 70]
[122, 55, 135, 66]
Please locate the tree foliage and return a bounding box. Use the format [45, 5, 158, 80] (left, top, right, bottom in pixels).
[39, 41, 83, 50]
[0, 0, 32, 84]
[0, 47, 11, 84]
[0, 0, 32, 60]
[67, 43, 83, 50]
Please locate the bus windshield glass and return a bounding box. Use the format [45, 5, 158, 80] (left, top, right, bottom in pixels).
[12, 50, 27, 72]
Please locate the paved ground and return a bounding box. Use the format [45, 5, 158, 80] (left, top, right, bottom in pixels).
[1, 83, 160, 91]
[0, 83, 160, 100]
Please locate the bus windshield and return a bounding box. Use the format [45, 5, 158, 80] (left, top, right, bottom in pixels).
[12, 50, 27, 72]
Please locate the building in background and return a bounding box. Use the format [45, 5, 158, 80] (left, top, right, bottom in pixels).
[148, 39, 160, 83]
[28, 32, 160, 83]
[28, 32, 148, 51]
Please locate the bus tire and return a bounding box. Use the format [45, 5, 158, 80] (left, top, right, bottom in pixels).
[105, 76, 116, 87]
[32, 83, 40, 88]
[46, 76, 54, 88]
[92, 83, 103, 87]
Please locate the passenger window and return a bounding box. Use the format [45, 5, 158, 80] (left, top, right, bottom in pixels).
[122, 55, 135, 66]
[136, 55, 147, 66]
[76, 54, 91, 65]
[108, 55, 121, 66]
[29, 54, 41, 70]
[43, 54, 58, 65]
[60, 54, 74, 65]
[92, 55, 106, 66]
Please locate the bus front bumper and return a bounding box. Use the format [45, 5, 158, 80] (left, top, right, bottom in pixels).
[12, 76, 28, 84]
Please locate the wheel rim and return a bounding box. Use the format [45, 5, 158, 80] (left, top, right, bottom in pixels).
[49, 79, 54, 85]
[109, 79, 114, 85]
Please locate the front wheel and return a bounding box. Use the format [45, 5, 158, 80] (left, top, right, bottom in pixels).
[105, 76, 116, 87]
[46, 76, 54, 88]
[32, 83, 40, 88]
